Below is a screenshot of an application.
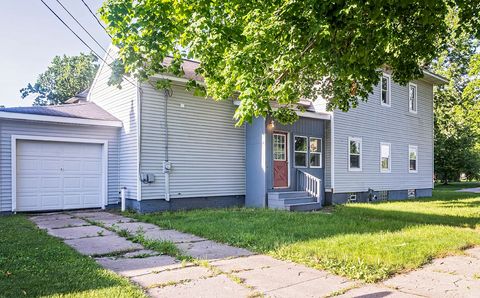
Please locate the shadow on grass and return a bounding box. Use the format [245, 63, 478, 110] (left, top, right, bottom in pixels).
[127, 186, 480, 282]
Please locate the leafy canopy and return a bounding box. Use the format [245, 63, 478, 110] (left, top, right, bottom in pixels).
[100, 0, 480, 124]
[432, 10, 480, 183]
[21, 53, 99, 106]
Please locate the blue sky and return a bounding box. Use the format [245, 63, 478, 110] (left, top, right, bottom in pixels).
[0, 0, 110, 107]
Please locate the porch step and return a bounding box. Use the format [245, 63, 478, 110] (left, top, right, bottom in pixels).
[285, 202, 322, 212]
[267, 190, 321, 211]
[267, 191, 310, 200]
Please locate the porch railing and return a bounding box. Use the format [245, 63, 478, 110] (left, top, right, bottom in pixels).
[296, 169, 322, 204]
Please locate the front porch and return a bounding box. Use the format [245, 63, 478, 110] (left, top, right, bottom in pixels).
[245, 115, 329, 211]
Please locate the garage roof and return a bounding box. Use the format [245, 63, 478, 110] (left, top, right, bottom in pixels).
[0, 102, 122, 127]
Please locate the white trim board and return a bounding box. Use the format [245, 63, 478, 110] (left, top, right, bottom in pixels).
[11, 135, 109, 212]
[0, 111, 122, 127]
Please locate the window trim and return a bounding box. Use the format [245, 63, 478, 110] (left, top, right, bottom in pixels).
[273, 133, 287, 161]
[380, 142, 391, 173]
[309, 137, 323, 168]
[408, 145, 418, 173]
[294, 135, 308, 168]
[381, 73, 391, 107]
[408, 82, 418, 114]
[348, 137, 362, 171]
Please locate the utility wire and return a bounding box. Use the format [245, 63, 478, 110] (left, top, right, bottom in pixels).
[55, 0, 110, 56]
[39, 0, 139, 88]
[80, 0, 112, 38]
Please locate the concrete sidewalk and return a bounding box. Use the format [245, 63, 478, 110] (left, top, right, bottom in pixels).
[457, 187, 480, 193]
[30, 211, 480, 298]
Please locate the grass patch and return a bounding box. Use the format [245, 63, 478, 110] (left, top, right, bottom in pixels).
[0, 215, 145, 298]
[128, 183, 480, 282]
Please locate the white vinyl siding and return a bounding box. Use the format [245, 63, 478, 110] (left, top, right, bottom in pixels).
[348, 137, 362, 171]
[0, 120, 119, 212]
[88, 47, 139, 200]
[380, 142, 391, 173]
[332, 78, 434, 192]
[139, 83, 245, 199]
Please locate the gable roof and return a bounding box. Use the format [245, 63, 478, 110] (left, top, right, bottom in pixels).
[0, 102, 122, 127]
[65, 89, 89, 104]
[0, 102, 118, 121]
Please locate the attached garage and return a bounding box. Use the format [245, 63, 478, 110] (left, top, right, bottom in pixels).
[0, 102, 122, 213]
[13, 137, 106, 211]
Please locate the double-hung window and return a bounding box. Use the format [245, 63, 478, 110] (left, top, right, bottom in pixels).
[309, 138, 322, 168]
[380, 142, 391, 172]
[409, 145, 418, 173]
[409, 83, 417, 113]
[348, 137, 362, 171]
[294, 136, 308, 167]
[381, 73, 391, 106]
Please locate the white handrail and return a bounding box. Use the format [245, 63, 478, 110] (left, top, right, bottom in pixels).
[297, 170, 322, 204]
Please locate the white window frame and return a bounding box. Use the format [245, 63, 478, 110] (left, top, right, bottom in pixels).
[381, 73, 391, 107]
[348, 137, 362, 171]
[380, 142, 391, 173]
[409, 145, 418, 173]
[273, 133, 287, 161]
[294, 135, 308, 168]
[309, 137, 322, 168]
[408, 83, 418, 114]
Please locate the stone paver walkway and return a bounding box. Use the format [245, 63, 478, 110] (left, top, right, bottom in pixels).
[30, 211, 480, 298]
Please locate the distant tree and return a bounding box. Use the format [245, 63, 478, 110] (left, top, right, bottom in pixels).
[21, 53, 99, 106]
[432, 11, 480, 183]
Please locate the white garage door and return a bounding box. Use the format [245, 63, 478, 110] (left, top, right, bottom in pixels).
[16, 140, 104, 211]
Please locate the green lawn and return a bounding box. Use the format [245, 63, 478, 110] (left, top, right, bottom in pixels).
[0, 216, 145, 298]
[129, 183, 480, 282]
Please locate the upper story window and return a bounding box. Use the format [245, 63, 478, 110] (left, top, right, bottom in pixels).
[348, 137, 362, 171]
[409, 83, 417, 113]
[309, 137, 322, 168]
[294, 136, 308, 167]
[380, 142, 391, 173]
[409, 145, 418, 173]
[381, 73, 391, 107]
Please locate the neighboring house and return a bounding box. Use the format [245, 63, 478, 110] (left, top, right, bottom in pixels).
[0, 49, 447, 213]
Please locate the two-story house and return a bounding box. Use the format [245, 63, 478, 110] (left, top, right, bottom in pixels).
[0, 49, 447, 213]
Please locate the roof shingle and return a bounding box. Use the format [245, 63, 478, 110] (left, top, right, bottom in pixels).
[0, 102, 119, 121]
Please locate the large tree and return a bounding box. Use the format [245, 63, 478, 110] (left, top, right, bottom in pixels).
[100, 0, 479, 124]
[432, 11, 480, 183]
[21, 53, 99, 106]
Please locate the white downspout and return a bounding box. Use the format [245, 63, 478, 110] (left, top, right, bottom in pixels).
[163, 88, 171, 201]
[331, 112, 335, 191]
[136, 82, 143, 202]
[120, 187, 127, 212]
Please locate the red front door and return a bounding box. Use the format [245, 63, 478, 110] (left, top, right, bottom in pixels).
[273, 132, 288, 188]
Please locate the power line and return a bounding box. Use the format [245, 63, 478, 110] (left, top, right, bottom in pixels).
[80, 0, 112, 38]
[55, 0, 109, 55]
[38, 0, 139, 88]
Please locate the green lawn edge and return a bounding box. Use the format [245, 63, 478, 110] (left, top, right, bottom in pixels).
[126, 183, 480, 282]
[0, 215, 146, 298]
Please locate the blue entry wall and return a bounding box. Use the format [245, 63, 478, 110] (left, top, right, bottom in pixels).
[265, 116, 325, 195]
[245, 117, 268, 207]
